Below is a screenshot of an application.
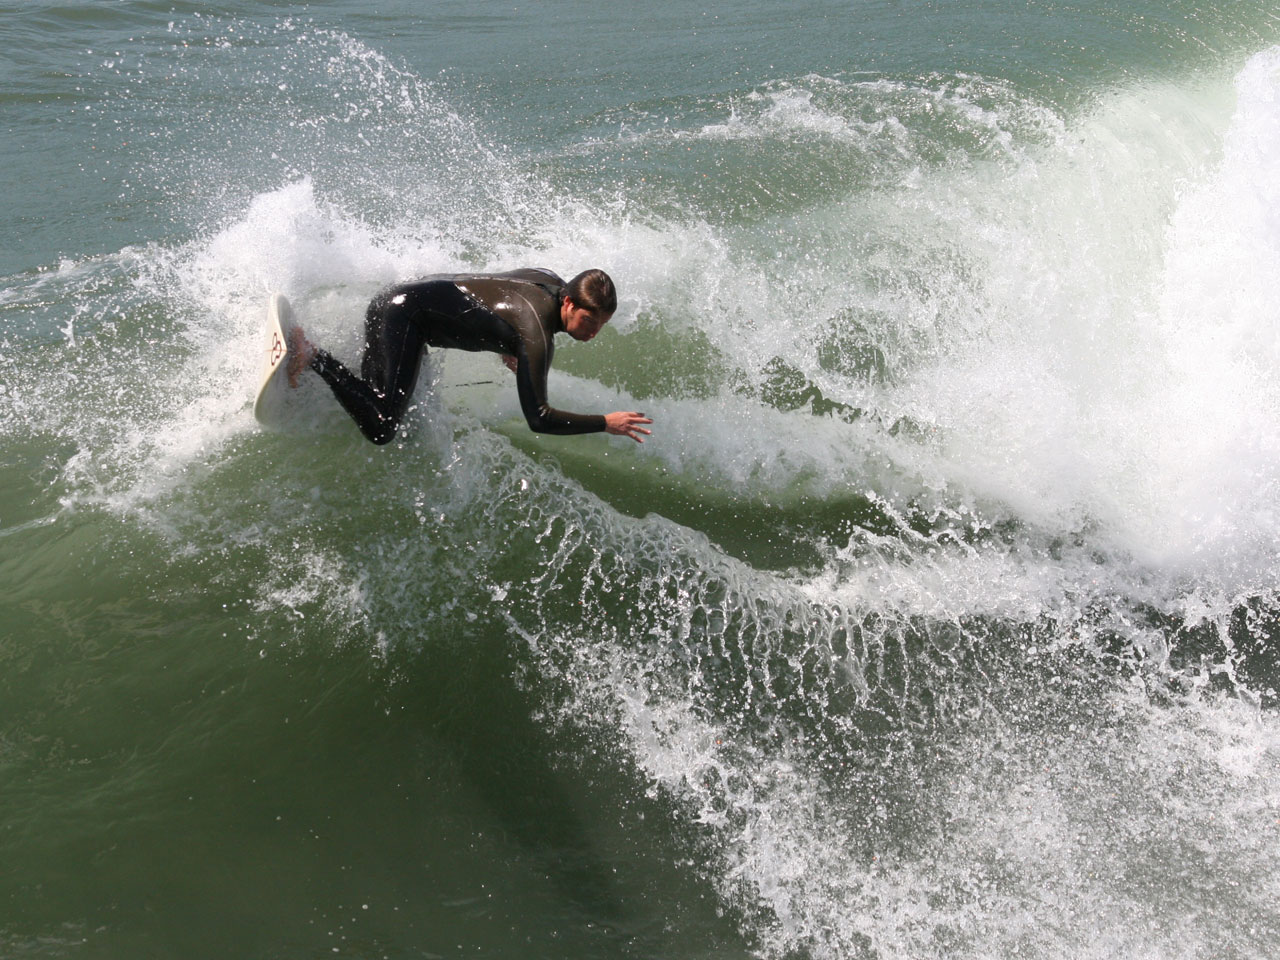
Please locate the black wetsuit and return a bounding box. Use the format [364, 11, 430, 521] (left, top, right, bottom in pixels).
[310, 268, 606, 445]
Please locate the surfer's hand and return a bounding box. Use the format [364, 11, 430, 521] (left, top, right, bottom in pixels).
[604, 411, 653, 443]
[501, 354, 518, 374]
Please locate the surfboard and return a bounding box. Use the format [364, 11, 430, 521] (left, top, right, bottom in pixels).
[253, 293, 303, 428]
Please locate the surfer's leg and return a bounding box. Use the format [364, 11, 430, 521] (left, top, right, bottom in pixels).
[358, 288, 431, 406]
[310, 290, 430, 445]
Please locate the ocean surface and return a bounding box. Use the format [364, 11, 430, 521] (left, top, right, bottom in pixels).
[4, 1, 1280, 957]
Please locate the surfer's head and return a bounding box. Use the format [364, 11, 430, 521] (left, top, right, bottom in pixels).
[562, 268, 616, 341]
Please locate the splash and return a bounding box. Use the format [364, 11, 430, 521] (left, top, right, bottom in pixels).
[6, 19, 1280, 958]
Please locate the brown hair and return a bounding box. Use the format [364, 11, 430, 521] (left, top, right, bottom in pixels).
[564, 269, 617, 317]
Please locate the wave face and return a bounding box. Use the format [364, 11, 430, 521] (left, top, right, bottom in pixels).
[3, 5, 1280, 958]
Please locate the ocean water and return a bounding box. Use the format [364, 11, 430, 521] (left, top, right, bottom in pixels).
[4, 1, 1280, 957]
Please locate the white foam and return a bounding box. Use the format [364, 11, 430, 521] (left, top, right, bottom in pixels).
[811, 60, 1280, 592]
[11, 27, 1280, 958]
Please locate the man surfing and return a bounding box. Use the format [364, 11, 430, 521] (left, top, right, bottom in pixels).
[287, 268, 653, 445]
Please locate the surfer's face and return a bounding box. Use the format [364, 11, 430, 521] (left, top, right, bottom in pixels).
[562, 297, 610, 342]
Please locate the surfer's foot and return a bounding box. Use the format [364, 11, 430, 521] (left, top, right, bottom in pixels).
[287, 326, 316, 389]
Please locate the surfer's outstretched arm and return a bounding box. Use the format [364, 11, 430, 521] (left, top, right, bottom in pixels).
[502, 351, 652, 442]
[512, 342, 607, 436]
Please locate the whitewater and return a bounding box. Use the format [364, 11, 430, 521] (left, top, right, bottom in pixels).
[2, 4, 1279, 958]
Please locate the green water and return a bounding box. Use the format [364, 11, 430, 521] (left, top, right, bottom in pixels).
[4, 1, 1280, 958]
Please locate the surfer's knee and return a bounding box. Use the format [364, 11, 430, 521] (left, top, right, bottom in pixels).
[365, 420, 399, 445]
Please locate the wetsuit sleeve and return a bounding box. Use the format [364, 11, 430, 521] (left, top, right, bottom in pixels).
[513, 340, 606, 435]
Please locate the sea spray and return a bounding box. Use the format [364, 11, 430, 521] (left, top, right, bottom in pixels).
[5, 10, 1280, 958]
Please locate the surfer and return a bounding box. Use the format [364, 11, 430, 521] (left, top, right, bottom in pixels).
[287, 268, 653, 446]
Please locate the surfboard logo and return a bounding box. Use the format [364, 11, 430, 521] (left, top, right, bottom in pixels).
[256, 294, 301, 426]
